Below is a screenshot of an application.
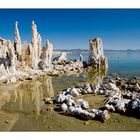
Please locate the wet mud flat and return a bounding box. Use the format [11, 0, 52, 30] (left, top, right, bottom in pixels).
[0, 72, 140, 131]
[1, 94, 140, 131]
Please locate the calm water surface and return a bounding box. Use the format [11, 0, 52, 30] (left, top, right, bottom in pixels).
[67, 51, 140, 77]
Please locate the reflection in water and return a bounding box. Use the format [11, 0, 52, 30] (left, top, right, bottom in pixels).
[41, 76, 54, 98]
[0, 70, 106, 116]
[87, 69, 107, 85]
[0, 75, 54, 115]
[19, 89, 23, 111]
[32, 81, 42, 115]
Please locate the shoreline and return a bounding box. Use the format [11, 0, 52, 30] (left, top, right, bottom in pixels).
[50, 73, 140, 122]
[0, 69, 140, 131]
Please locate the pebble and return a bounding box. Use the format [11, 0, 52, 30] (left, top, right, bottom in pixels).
[44, 97, 53, 104]
[4, 120, 9, 123]
[61, 103, 68, 112]
[84, 121, 89, 125]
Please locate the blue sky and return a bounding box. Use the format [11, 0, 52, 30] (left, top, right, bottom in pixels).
[0, 9, 140, 50]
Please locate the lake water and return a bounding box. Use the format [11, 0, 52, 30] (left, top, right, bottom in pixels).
[66, 51, 140, 77]
[0, 51, 140, 131]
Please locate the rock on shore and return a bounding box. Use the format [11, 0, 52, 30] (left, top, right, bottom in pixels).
[53, 75, 140, 121]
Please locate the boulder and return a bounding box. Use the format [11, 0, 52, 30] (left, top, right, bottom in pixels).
[69, 88, 80, 96]
[61, 103, 68, 112]
[106, 83, 120, 91]
[76, 99, 89, 109]
[82, 83, 92, 94]
[53, 52, 67, 64]
[55, 94, 66, 103]
[105, 104, 116, 112]
[91, 109, 110, 122]
[65, 98, 75, 107]
[67, 106, 95, 120]
[6, 76, 17, 84]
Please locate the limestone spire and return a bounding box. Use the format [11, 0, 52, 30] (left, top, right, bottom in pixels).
[37, 33, 42, 58]
[14, 21, 22, 60]
[31, 20, 38, 48]
[88, 37, 108, 69]
[7, 40, 16, 72]
[31, 20, 42, 69]
[41, 39, 53, 67]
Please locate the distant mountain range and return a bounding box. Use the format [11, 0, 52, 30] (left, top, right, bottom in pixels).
[53, 49, 140, 53]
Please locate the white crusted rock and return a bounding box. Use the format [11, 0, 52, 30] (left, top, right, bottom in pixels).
[91, 83, 100, 93]
[0, 64, 7, 76]
[130, 100, 140, 110]
[55, 94, 66, 103]
[65, 94, 73, 100]
[30, 21, 42, 69]
[53, 52, 67, 64]
[105, 104, 116, 112]
[65, 98, 75, 107]
[7, 40, 16, 72]
[77, 110, 95, 120]
[6, 76, 17, 84]
[91, 109, 99, 115]
[99, 110, 110, 122]
[115, 100, 126, 112]
[69, 88, 80, 96]
[88, 37, 108, 69]
[91, 109, 110, 122]
[61, 103, 68, 112]
[106, 83, 120, 91]
[67, 106, 95, 120]
[40, 39, 53, 68]
[76, 99, 89, 109]
[14, 21, 22, 61]
[82, 83, 92, 94]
